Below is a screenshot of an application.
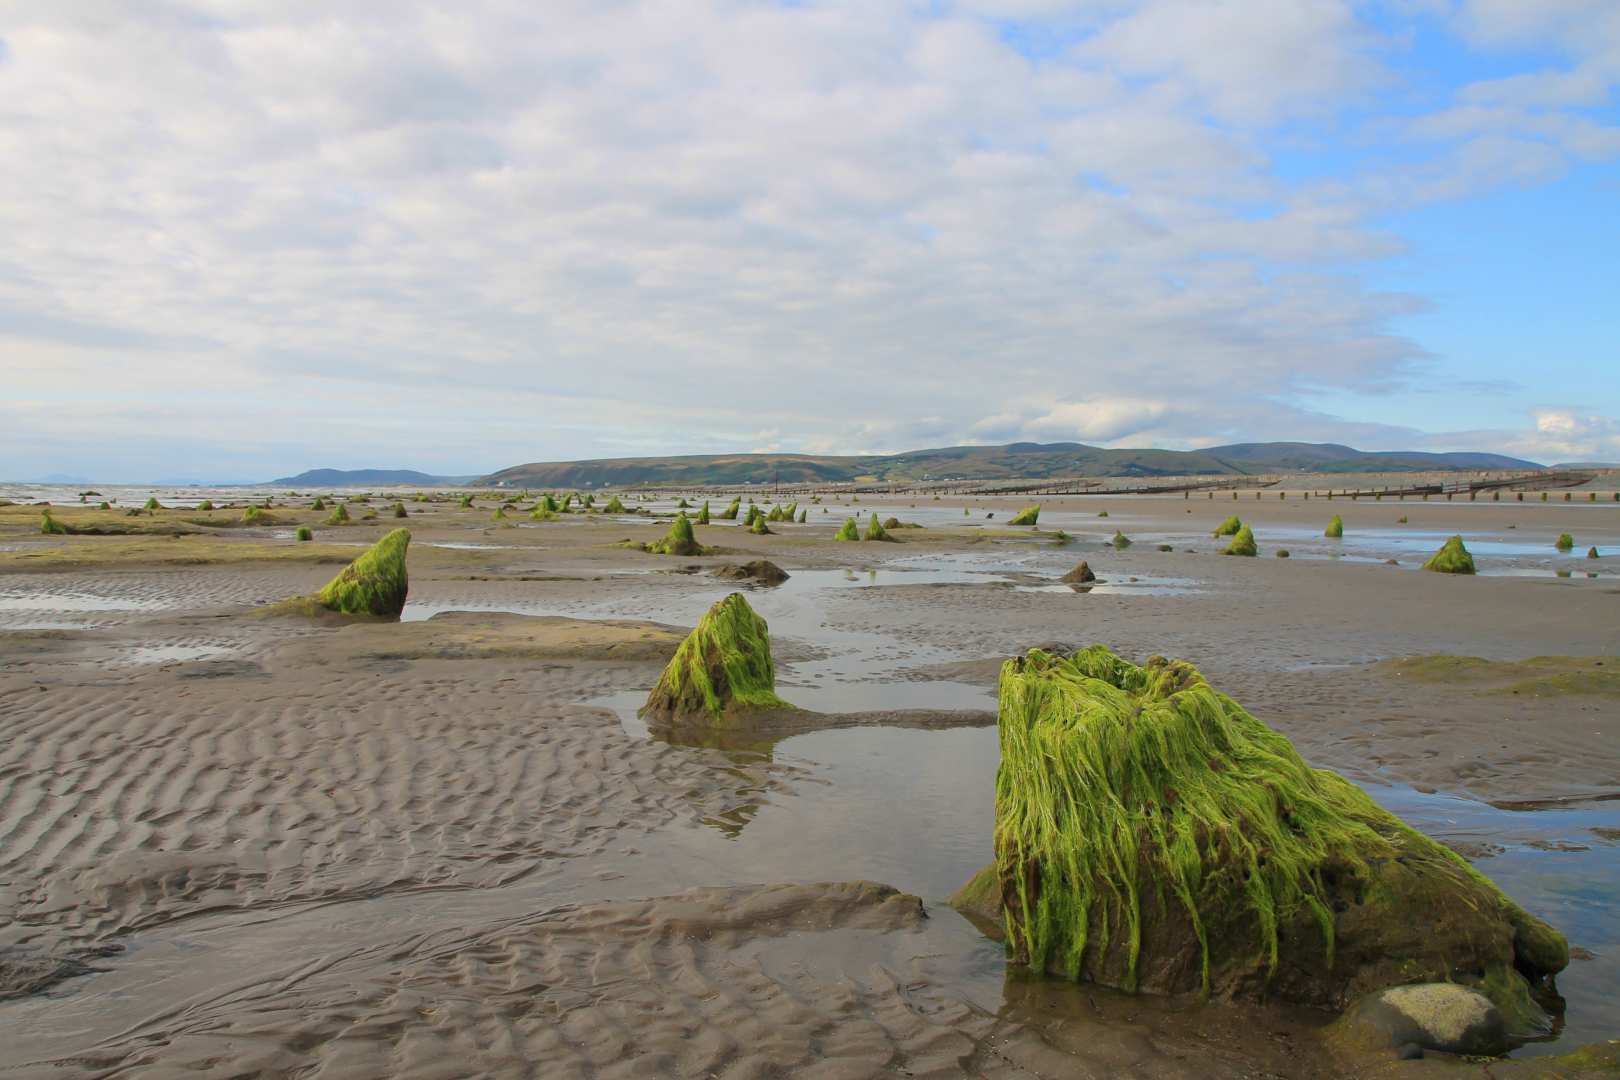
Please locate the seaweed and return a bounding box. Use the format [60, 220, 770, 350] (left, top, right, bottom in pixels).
[641, 593, 790, 721]
[1213, 516, 1243, 538]
[991, 646, 1566, 1001]
[1423, 535, 1476, 575]
[313, 528, 411, 616]
[1009, 505, 1041, 526]
[835, 517, 860, 541]
[1220, 525, 1257, 557]
[1325, 515, 1343, 539]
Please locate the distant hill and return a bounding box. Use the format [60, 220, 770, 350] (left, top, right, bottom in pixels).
[479, 441, 1544, 488]
[1201, 442, 1541, 473]
[269, 468, 476, 487]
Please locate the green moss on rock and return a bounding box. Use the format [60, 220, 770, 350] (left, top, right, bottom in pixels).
[314, 528, 411, 617]
[984, 646, 1567, 1007]
[1221, 525, 1258, 556]
[1423, 535, 1476, 575]
[641, 593, 790, 722]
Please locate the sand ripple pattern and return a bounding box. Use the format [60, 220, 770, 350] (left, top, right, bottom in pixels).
[0, 665, 772, 951]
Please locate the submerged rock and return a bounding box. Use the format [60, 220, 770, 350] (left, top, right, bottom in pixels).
[1337, 984, 1507, 1057]
[712, 560, 790, 586]
[315, 528, 411, 617]
[960, 646, 1567, 1012]
[642, 593, 789, 723]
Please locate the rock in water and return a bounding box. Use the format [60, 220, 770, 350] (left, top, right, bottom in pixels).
[1338, 984, 1507, 1057]
[642, 593, 789, 723]
[970, 646, 1566, 1010]
[315, 528, 411, 616]
[1423, 535, 1475, 574]
[1061, 561, 1096, 584]
[712, 560, 790, 585]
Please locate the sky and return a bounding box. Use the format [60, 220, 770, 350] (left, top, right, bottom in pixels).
[1, 0, 1617, 482]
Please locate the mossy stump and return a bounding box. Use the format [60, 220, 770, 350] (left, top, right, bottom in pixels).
[1213, 516, 1243, 538]
[1009, 505, 1041, 526]
[1589, 547, 1601, 559]
[645, 513, 706, 555]
[1111, 531, 1132, 550]
[971, 646, 1567, 1011]
[1555, 533, 1574, 552]
[196, 500, 214, 511]
[325, 504, 351, 526]
[314, 528, 411, 617]
[721, 497, 741, 521]
[1423, 536, 1475, 575]
[641, 593, 789, 724]
[392, 503, 408, 518]
[311, 497, 327, 511]
[295, 526, 313, 542]
[749, 515, 772, 535]
[1221, 525, 1257, 556]
[1325, 515, 1344, 539]
[864, 513, 893, 541]
[40, 511, 68, 535]
[143, 497, 161, 511]
[835, 518, 859, 542]
[1061, 561, 1096, 584]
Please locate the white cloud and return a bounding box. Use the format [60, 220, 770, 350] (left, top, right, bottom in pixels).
[0, 1, 1614, 479]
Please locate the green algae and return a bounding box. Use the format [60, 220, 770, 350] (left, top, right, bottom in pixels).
[311, 497, 327, 511]
[491, 507, 507, 521]
[640, 512, 707, 555]
[1423, 535, 1475, 575]
[313, 528, 411, 617]
[242, 506, 271, 525]
[604, 496, 627, 514]
[797, 509, 807, 523]
[1112, 530, 1132, 550]
[864, 513, 893, 541]
[325, 504, 351, 526]
[1213, 516, 1243, 538]
[692, 499, 708, 523]
[196, 500, 214, 511]
[40, 510, 68, 535]
[721, 497, 741, 520]
[295, 526, 313, 542]
[1556, 533, 1575, 551]
[1221, 525, 1257, 557]
[1325, 515, 1344, 539]
[749, 514, 772, 535]
[641, 592, 789, 722]
[992, 646, 1566, 1003]
[143, 497, 160, 511]
[835, 517, 860, 541]
[1009, 505, 1041, 526]
[767, 505, 785, 522]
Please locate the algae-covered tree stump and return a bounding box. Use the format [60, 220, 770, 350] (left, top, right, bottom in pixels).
[966, 646, 1566, 1014]
[1008, 505, 1040, 526]
[1423, 535, 1475, 574]
[641, 593, 789, 724]
[314, 528, 411, 617]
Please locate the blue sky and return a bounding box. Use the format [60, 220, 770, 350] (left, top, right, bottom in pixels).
[1, 1, 1617, 481]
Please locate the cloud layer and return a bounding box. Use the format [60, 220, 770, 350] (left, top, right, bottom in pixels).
[1, 1, 1616, 478]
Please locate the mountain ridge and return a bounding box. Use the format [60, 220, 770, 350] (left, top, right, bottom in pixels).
[477, 441, 1543, 488]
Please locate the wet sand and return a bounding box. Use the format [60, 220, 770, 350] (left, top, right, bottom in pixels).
[1, 492, 1617, 1077]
